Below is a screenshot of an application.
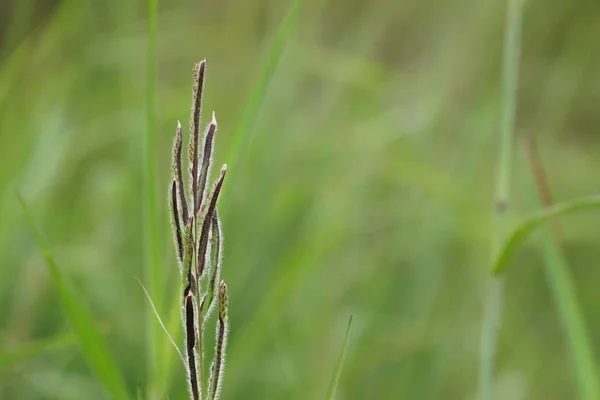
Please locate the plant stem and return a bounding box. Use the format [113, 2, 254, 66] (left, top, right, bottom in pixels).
[145, 0, 161, 397]
[198, 313, 205, 399]
[479, 0, 523, 399]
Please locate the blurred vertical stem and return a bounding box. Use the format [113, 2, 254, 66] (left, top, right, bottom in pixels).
[145, 0, 161, 398]
[479, 0, 523, 399]
[523, 139, 600, 400]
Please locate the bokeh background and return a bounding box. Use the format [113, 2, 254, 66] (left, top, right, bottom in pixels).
[1, 0, 600, 399]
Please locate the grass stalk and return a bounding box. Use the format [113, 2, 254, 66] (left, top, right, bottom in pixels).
[479, 0, 523, 399]
[145, 0, 161, 397]
[523, 139, 600, 400]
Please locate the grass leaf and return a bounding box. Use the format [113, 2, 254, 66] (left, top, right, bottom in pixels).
[522, 138, 600, 400]
[492, 194, 600, 276]
[17, 192, 131, 400]
[222, 0, 304, 210]
[535, 229, 600, 400]
[145, 0, 163, 396]
[325, 316, 353, 400]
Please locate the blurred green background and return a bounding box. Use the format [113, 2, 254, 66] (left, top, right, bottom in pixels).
[1, 0, 600, 399]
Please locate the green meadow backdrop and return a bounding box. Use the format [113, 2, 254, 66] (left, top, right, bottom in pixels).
[1, 0, 600, 399]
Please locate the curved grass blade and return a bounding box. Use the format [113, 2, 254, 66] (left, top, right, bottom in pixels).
[325, 316, 353, 400]
[492, 194, 600, 276]
[17, 192, 131, 400]
[522, 138, 600, 400]
[222, 0, 304, 210]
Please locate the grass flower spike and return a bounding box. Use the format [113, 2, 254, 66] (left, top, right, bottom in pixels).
[170, 60, 229, 400]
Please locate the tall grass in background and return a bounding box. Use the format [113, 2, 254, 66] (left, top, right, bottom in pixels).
[17, 194, 132, 400]
[480, 1, 600, 399]
[2, 0, 600, 399]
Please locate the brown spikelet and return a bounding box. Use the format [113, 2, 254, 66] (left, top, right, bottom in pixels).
[190, 60, 206, 216]
[171, 180, 184, 261]
[174, 121, 189, 223]
[185, 289, 200, 400]
[197, 114, 217, 206]
[218, 281, 228, 322]
[196, 166, 227, 277]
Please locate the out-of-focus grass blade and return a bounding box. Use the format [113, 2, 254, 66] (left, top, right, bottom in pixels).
[222, 0, 303, 209]
[145, 0, 162, 397]
[492, 194, 600, 276]
[535, 229, 600, 400]
[16, 192, 131, 400]
[0, 331, 76, 370]
[325, 316, 353, 400]
[522, 139, 600, 400]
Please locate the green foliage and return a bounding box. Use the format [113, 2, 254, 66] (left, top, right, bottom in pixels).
[17, 193, 131, 400]
[2, 1, 600, 399]
[222, 0, 304, 211]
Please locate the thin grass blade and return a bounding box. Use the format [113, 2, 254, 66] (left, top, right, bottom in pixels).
[145, 0, 162, 396]
[536, 229, 600, 400]
[135, 277, 186, 367]
[492, 194, 600, 275]
[325, 315, 353, 400]
[17, 192, 131, 400]
[222, 0, 304, 210]
[522, 139, 600, 400]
